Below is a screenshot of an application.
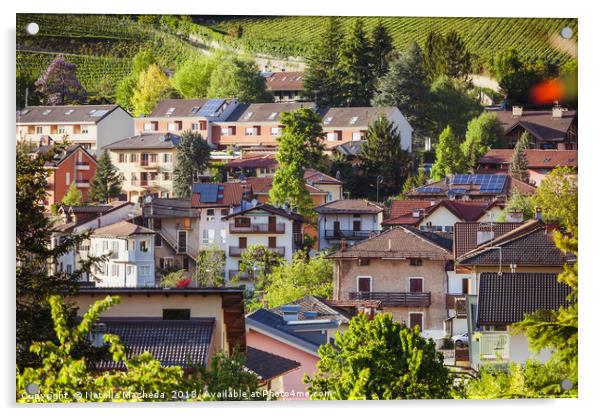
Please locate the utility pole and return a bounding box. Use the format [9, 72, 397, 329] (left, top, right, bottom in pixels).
[376, 175, 384, 203]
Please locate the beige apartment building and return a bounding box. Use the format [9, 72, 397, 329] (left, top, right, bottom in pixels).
[103, 132, 180, 202]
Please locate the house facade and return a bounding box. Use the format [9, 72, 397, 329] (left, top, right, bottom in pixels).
[314, 199, 384, 250]
[89, 221, 156, 287]
[262, 71, 305, 102]
[104, 132, 181, 202]
[329, 226, 453, 339]
[17, 105, 133, 153]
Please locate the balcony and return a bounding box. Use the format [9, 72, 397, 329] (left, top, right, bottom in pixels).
[446, 294, 467, 318]
[229, 246, 285, 257]
[228, 269, 255, 280]
[324, 229, 376, 240]
[229, 223, 285, 234]
[75, 179, 90, 188]
[139, 160, 160, 170]
[478, 332, 510, 360]
[349, 291, 431, 307]
[75, 162, 90, 170]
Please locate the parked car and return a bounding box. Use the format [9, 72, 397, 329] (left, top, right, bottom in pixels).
[452, 332, 469, 347]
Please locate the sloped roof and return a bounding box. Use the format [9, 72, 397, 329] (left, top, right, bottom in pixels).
[383, 199, 493, 226]
[95, 318, 215, 370]
[491, 109, 576, 142]
[304, 168, 342, 185]
[222, 203, 305, 222]
[17, 105, 122, 124]
[245, 347, 300, 381]
[457, 220, 567, 266]
[244, 176, 326, 195]
[320, 107, 397, 128]
[314, 199, 383, 215]
[37, 144, 97, 168]
[103, 133, 181, 150]
[143, 197, 199, 218]
[453, 222, 523, 258]
[92, 220, 155, 237]
[264, 71, 304, 91]
[224, 153, 278, 169]
[327, 226, 452, 260]
[478, 149, 578, 169]
[148, 98, 208, 118]
[226, 102, 315, 123]
[270, 295, 352, 324]
[477, 273, 572, 325]
[191, 182, 248, 208]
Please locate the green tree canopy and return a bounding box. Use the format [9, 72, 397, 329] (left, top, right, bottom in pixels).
[207, 57, 272, 102]
[370, 20, 394, 79]
[172, 55, 221, 99]
[509, 132, 531, 183]
[263, 251, 332, 308]
[430, 126, 467, 180]
[424, 30, 472, 81]
[533, 166, 578, 229]
[339, 19, 375, 106]
[237, 244, 284, 290]
[116, 49, 157, 111]
[461, 112, 505, 171]
[493, 49, 545, 105]
[131, 64, 177, 116]
[372, 41, 431, 138]
[358, 114, 412, 200]
[305, 313, 453, 400]
[61, 182, 82, 206]
[194, 245, 226, 287]
[302, 17, 345, 107]
[172, 131, 212, 197]
[89, 150, 122, 203]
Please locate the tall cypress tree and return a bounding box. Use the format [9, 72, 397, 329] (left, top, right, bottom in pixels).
[339, 19, 375, 106]
[302, 17, 345, 107]
[90, 150, 122, 203]
[509, 132, 531, 183]
[370, 20, 394, 79]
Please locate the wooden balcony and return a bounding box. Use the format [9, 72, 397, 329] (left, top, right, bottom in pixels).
[229, 223, 285, 234]
[446, 294, 467, 318]
[349, 291, 431, 307]
[325, 229, 376, 240]
[229, 246, 285, 257]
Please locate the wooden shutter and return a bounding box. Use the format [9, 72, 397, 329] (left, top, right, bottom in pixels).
[462, 278, 469, 294]
[239, 237, 247, 249]
[409, 278, 423, 293]
[268, 237, 276, 248]
[409, 313, 423, 331]
[357, 277, 371, 292]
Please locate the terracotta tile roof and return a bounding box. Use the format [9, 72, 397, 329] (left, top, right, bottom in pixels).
[148, 98, 208, 118]
[328, 226, 452, 260]
[224, 153, 278, 169]
[37, 144, 97, 168]
[223, 203, 305, 222]
[190, 182, 248, 208]
[491, 109, 577, 142]
[264, 71, 304, 91]
[103, 133, 181, 150]
[453, 222, 523, 258]
[320, 107, 397, 128]
[95, 318, 215, 370]
[389, 200, 434, 218]
[17, 105, 121, 124]
[457, 220, 568, 266]
[244, 176, 326, 195]
[384, 199, 492, 226]
[314, 199, 384, 214]
[477, 273, 572, 325]
[304, 168, 342, 185]
[245, 347, 300, 381]
[226, 102, 315, 123]
[92, 220, 155, 237]
[478, 149, 578, 169]
[507, 176, 537, 195]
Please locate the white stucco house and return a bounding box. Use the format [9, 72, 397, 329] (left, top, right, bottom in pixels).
[89, 221, 156, 287]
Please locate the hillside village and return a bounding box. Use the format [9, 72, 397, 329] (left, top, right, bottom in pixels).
[15, 14, 578, 402]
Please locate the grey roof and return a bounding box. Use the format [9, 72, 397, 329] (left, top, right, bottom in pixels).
[314, 199, 384, 215]
[245, 347, 300, 381]
[491, 109, 577, 142]
[103, 133, 181, 150]
[320, 107, 397, 128]
[92, 220, 155, 237]
[17, 105, 122, 124]
[477, 273, 572, 325]
[226, 102, 315, 123]
[95, 318, 215, 370]
[148, 99, 208, 118]
[222, 203, 305, 222]
[270, 295, 352, 324]
[142, 197, 198, 218]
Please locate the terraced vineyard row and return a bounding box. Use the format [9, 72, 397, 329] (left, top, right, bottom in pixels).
[208, 16, 577, 64]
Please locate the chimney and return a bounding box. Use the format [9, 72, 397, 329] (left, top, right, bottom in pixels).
[552, 105, 565, 119]
[535, 207, 543, 221]
[281, 304, 301, 322]
[512, 106, 523, 117]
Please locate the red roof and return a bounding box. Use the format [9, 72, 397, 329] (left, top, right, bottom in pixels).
[304, 168, 342, 185]
[264, 71, 304, 91]
[478, 149, 578, 169]
[244, 176, 326, 195]
[383, 199, 494, 226]
[191, 182, 248, 208]
[224, 153, 278, 169]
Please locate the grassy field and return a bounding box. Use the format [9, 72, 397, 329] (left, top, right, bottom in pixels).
[207, 16, 577, 65]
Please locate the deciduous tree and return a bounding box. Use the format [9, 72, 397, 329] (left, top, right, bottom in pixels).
[34, 54, 86, 105]
[194, 245, 226, 287]
[461, 112, 505, 171]
[172, 131, 211, 198]
[131, 64, 177, 116]
[428, 76, 481, 138]
[172, 55, 220, 99]
[236, 245, 284, 290]
[430, 126, 466, 180]
[207, 57, 272, 103]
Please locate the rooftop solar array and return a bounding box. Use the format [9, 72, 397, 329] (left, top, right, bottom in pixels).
[192, 183, 219, 203]
[479, 175, 507, 193]
[196, 99, 225, 117]
[416, 187, 442, 193]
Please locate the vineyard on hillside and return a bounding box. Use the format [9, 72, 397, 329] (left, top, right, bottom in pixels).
[207, 16, 577, 65]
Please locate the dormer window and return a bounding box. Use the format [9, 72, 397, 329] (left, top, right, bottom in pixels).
[324, 116, 333, 125]
[349, 116, 358, 125]
[64, 109, 74, 115]
[243, 111, 254, 120]
[42, 109, 52, 116]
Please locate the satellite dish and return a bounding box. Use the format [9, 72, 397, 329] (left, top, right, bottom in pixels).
[251, 198, 258, 207]
[145, 195, 152, 204]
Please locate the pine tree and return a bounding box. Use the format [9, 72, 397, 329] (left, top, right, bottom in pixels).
[370, 20, 394, 79]
[34, 54, 86, 105]
[61, 182, 82, 206]
[269, 108, 325, 218]
[430, 126, 467, 180]
[339, 19, 375, 106]
[302, 17, 345, 107]
[372, 41, 431, 138]
[358, 114, 412, 200]
[90, 150, 122, 203]
[423, 31, 446, 80]
[509, 132, 530, 183]
[172, 131, 211, 198]
[441, 30, 472, 80]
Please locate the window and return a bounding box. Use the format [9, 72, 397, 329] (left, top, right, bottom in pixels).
[191, 123, 199, 131]
[358, 258, 370, 266]
[409, 313, 423, 331]
[183, 257, 189, 271]
[118, 154, 126, 163]
[239, 237, 247, 248]
[162, 309, 191, 320]
[130, 153, 138, 163]
[409, 277, 424, 293]
[58, 127, 67, 134]
[270, 127, 282, 136]
[220, 229, 227, 244]
[357, 276, 372, 292]
[462, 278, 469, 295]
[352, 131, 363, 141]
[163, 153, 172, 163]
[66, 265, 72, 274]
[221, 208, 229, 217]
[102, 240, 109, 252]
[202, 229, 213, 244]
[326, 132, 337, 142]
[128, 239, 136, 251]
[160, 257, 175, 269]
[111, 264, 119, 277]
[81, 126, 89, 134]
[410, 258, 423, 266]
[444, 225, 454, 233]
[127, 265, 134, 276]
[139, 240, 149, 253]
[206, 209, 215, 222]
[143, 122, 156, 131]
[65, 172, 70, 185]
[155, 234, 162, 247]
[139, 265, 150, 276]
[35, 126, 43, 134]
[221, 127, 232, 136]
[150, 153, 158, 163]
[245, 127, 256, 136]
[162, 172, 171, 181]
[168, 121, 182, 132]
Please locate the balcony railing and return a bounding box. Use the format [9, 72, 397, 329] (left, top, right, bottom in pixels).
[75, 179, 90, 188]
[446, 294, 467, 317]
[228, 269, 255, 280]
[75, 162, 90, 170]
[478, 332, 510, 359]
[349, 291, 431, 307]
[325, 229, 376, 240]
[140, 160, 160, 170]
[229, 223, 285, 234]
[229, 246, 285, 257]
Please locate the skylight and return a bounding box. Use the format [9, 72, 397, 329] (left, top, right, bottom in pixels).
[42, 109, 52, 116]
[268, 112, 278, 120]
[166, 107, 176, 116]
[90, 109, 109, 117]
[64, 109, 75, 115]
[324, 116, 333, 125]
[350, 116, 359, 125]
[243, 111, 254, 120]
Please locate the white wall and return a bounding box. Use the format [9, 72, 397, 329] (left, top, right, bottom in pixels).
[418, 206, 460, 233]
[388, 107, 413, 152]
[317, 212, 382, 250]
[509, 331, 553, 363]
[199, 207, 231, 252]
[96, 107, 134, 155]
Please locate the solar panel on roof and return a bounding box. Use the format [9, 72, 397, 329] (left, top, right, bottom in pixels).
[196, 99, 225, 117]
